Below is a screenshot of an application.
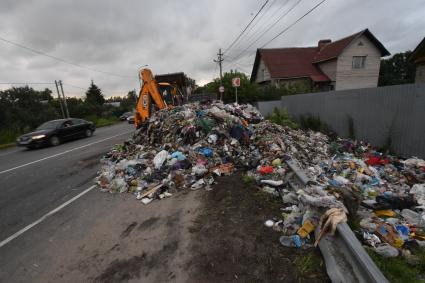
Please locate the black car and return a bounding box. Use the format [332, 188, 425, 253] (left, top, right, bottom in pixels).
[17, 118, 96, 149]
[119, 111, 133, 121]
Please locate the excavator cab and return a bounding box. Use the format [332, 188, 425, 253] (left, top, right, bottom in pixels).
[158, 82, 183, 107]
[158, 82, 174, 105]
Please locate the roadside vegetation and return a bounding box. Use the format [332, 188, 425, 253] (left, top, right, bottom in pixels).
[0, 82, 136, 148]
[266, 107, 299, 129]
[366, 247, 425, 283]
[196, 70, 317, 103]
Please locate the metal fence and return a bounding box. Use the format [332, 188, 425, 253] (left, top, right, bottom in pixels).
[186, 93, 217, 103]
[254, 84, 425, 158]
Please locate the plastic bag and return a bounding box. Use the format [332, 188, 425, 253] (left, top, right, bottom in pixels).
[170, 151, 186, 161]
[110, 177, 128, 193]
[207, 134, 218, 144]
[401, 209, 420, 226]
[411, 184, 425, 206]
[374, 244, 399, 257]
[198, 147, 213, 158]
[153, 150, 168, 169]
[259, 165, 274, 175]
[192, 164, 208, 176]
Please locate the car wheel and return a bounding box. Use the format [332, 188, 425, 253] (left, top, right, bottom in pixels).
[85, 129, 93, 137]
[49, 136, 60, 146]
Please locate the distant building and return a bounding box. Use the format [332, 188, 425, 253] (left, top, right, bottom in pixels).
[409, 37, 425, 83]
[250, 29, 390, 91]
[105, 101, 120, 107]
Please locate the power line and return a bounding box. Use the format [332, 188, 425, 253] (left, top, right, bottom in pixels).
[0, 81, 129, 96]
[0, 82, 54, 85]
[225, 0, 278, 56]
[61, 83, 86, 90]
[261, 0, 327, 47]
[232, 0, 290, 54]
[229, 0, 303, 63]
[223, 0, 269, 54]
[0, 35, 134, 78]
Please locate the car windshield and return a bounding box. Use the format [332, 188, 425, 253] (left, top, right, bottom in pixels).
[36, 120, 63, 130]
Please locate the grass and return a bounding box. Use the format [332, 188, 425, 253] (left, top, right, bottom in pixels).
[0, 142, 16, 149]
[294, 253, 323, 276]
[83, 114, 120, 128]
[242, 174, 256, 184]
[92, 116, 120, 127]
[366, 247, 425, 283]
[0, 130, 21, 149]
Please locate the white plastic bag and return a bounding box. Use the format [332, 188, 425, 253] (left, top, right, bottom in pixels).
[153, 150, 168, 169]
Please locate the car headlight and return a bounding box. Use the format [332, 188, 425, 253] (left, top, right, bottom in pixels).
[32, 135, 46, 140]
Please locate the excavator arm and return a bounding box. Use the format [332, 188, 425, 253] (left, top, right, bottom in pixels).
[134, 68, 168, 128]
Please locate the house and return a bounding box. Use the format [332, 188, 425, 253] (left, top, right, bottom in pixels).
[409, 37, 425, 83]
[250, 29, 390, 91]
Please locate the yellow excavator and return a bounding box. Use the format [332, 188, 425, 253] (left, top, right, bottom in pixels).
[134, 68, 182, 128]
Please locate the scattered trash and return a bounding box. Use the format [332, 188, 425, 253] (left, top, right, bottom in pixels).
[96, 100, 425, 258]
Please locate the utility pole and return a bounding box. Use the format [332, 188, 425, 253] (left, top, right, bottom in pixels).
[59, 80, 70, 118]
[214, 48, 224, 101]
[133, 89, 138, 104]
[55, 80, 65, 119]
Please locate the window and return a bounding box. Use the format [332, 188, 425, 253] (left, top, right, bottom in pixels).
[72, 118, 86, 125]
[262, 69, 265, 80]
[352, 56, 366, 69]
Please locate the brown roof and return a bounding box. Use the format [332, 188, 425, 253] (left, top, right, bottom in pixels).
[251, 29, 390, 82]
[258, 47, 330, 82]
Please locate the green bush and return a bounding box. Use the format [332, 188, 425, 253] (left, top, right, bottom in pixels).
[299, 114, 333, 135]
[267, 108, 298, 129]
[0, 129, 21, 145]
[85, 116, 119, 128]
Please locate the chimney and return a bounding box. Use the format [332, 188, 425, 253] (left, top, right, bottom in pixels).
[318, 39, 332, 50]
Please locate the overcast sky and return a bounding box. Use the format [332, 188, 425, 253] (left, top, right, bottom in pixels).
[0, 0, 424, 97]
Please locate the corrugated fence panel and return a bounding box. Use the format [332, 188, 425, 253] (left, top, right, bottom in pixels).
[255, 83, 425, 158]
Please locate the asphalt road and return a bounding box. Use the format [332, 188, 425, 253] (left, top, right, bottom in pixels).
[0, 121, 201, 282]
[0, 122, 134, 241]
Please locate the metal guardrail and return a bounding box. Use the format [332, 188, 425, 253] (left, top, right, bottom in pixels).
[285, 159, 389, 283]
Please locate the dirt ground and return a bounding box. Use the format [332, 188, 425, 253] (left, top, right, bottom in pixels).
[186, 173, 330, 283]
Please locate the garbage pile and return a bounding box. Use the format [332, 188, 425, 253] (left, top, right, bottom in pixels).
[96, 101, 425, 258]
[97, 102, 263, 203]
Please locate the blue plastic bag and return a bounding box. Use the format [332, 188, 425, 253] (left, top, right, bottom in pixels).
[198, 147, 213, 158]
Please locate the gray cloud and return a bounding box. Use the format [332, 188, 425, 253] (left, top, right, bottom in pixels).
[0, 0, 424, 97]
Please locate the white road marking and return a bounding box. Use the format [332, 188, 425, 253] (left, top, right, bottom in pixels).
[0, 130, 133, 175]
[0, 185, 96, 249]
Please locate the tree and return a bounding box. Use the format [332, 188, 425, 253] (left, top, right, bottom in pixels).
[203, 70, 259, 103]
[119, 90, 137, 112]
[85, 80, 105, 105]
[0, 86, 59, 133]
[378, 51, 416, 86]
